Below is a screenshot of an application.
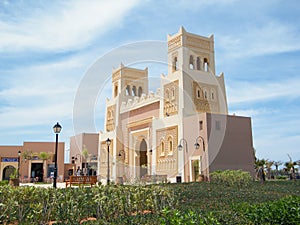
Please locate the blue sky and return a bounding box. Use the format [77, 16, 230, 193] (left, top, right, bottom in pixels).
[0, 0, 299, 163]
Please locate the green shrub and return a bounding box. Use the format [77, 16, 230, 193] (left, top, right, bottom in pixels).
[210, 170, 252, 187]
[0, 180, 8, 186]
[159, 208, 220, 225]
[240, 195, 300, 224]
[0, 185, 176, 224]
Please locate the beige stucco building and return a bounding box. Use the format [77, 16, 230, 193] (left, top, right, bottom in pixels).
[98, 27, 255, 183]
[69, 133, 99, 176]
[0, 142, 65, 182]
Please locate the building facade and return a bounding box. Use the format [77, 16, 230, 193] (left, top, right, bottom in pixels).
[0, 142, 65, 182]
[98, 27, 255, 183]
[69, 133, 99, 176]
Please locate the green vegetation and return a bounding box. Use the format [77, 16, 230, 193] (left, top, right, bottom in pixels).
[0, 180, 299, 224]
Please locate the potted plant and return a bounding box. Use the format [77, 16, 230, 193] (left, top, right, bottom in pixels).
[9, 169, 20, 187]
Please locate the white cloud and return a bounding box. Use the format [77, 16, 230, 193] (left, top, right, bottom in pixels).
[227, 77, 300, 104]
[218, 21, 300, 58]
[0, 0, 139, 52]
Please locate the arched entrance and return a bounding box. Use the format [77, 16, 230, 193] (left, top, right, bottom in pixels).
[135, 138, 148, 178]
[2, 165, 15, 180]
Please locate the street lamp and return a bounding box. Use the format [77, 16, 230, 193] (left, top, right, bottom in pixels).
[106, 138, 111, 185]
[18, 150, 21, 179]
[194, 136, 205, 151]
[194, 136, 206, 181]
[177, 138, 188, 182]
[53, 122, 62, 188]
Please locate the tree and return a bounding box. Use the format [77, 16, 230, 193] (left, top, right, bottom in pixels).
[82, 147, 89, 176]
[265, 160, 274, 179]
[285, 154, 297, 180]
[273, 161, 282, 176]
[38, 152, 51, 182]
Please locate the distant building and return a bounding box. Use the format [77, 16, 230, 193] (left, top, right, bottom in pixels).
[69, 133, 99, 176]
[97, 27, 255, 183]
[0, 142, 65, 182]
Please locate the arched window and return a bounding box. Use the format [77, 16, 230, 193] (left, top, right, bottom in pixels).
[114, 85, 118, 98]
[189, 55, 194, 69]
[126, 85, 130, 96]
[204, 90, 207, 99]
[211, 91, 215, 100]
[161, 141, 165, 154]
[173, 57, 178, 71]
[168, 136, 173, 154]
[132, 86, 136, 96]
[197, 89, 201, 98]
[138, 86, 142, 97]
[203, 58, 209, 72]
[196, 57, 201, 70]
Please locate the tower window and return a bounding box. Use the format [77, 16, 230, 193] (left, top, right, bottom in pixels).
[189, 55, 194, 69]
[126, 85, 131, 96]
[132, 86, 137, 96]
[197, 57, 201, 70]
[114, 85, 118, 98]
[204, 58, 209, 72]
[173, 57, 178, 71]
[199, 121, 203, 130]
[138, 86, 142, 97]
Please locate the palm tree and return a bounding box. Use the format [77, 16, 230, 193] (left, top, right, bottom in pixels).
[255, 158, 266, 182]
[38, 152, 51, 182]
[82, 147, 89, 176]
[273, 161, 282, 176]
[265, 160, 274, 179]
[285, 154, 297, 180]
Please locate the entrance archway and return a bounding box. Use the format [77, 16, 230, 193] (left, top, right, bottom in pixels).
[135, 138, 148, 178]
[2, 165, 15, 180]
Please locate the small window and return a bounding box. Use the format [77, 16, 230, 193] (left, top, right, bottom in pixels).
[204, 58, 209, 72]
[204, 91, 207, 99]
[189, 55, 194, 69]
[126, 85, 131, 96]
[161, 142, 165, 154]
[211, 92, 214, 100]
[138, 86, 142, 97]
[132, 86, 136, 96]
[114, 85, 118, 98]
[197, 89, 201, 98]
[173, 57, 178, 71]
[199, 121, 203, 130]
[168, 136, 173, 154]
[216, 121, 221, 130]
[196, 57, 201, 70]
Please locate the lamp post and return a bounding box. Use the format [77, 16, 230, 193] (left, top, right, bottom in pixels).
[106, 138, 111, 185]
[194, 136, 206, 180]
[18, 150, 21, 179]
[177, 138, 188, 182]
[194, 136, 205, 151]
[53, 122, 62, 188]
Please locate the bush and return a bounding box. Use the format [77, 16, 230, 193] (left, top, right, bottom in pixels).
[240, 195, 300, 224]
[210, 170, 252, 187]
[0, 185, 176, 224]
[0, 180, 8, 186]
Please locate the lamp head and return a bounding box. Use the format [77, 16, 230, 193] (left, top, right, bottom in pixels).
[106, 138, 111, 146]
[53, 122, 62, 134]
[177, 144, 183, 151]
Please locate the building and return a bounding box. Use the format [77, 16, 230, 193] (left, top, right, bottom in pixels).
[0, 141, 65, 182]
[69, 133, 99, 176]
[98, 27, 255, 183]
